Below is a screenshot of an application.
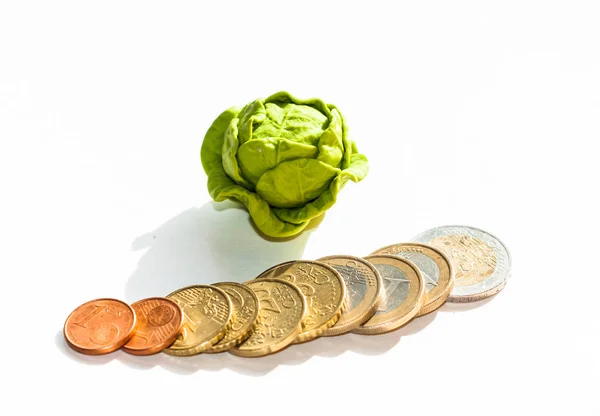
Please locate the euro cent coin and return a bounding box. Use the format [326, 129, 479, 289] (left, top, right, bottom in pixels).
[122, 297, 184, 356]
[256, 260, 346, 343]
[317, 255, 383, 336]
[370, 243, 453, 315]
[164, 285, 233, 356]
[353, 255, 425, 335]
[230, 279, 307, 358]
[63, 298, 136, 355]
[206, 282, 260, 353]
[412, 225, 511, 302]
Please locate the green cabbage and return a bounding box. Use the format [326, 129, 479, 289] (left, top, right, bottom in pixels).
[200, 92, 368, 238]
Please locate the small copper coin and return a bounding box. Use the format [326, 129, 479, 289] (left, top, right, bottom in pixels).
[122, 297, 184, 356]
[63, 298, 136, 355]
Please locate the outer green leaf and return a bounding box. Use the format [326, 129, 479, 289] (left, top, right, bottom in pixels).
[221, 118, 253, 189]
[200, 106, 241, 200]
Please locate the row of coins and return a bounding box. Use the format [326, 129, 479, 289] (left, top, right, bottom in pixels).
[63, 225, 511, 357]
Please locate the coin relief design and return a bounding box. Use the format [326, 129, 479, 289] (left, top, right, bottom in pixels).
[148, 305, 176, 326]
[231, 279, 307, 358]
[164, 285, 233, 356]
[122, 297, 184, 356]
[429, 235, 495, 286]
[318, 255, 383, 336]
[412, 225, 511, 302]
[371, 243, 453, 316]
[353, 256, 425, 335]
[63, 298, 136, 355]
[257, 260, 346, 343]
[206, 282, 260, 353]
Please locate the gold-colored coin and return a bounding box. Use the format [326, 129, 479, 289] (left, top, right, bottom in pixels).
[371, 243, 453, 316]
[230, 279, 307, 358]
[317, 255, 383, 336]
[353, 255, 425, 335]
[257, 260, 346, 343]
[206, 282, 260, 353]
[164, 285, 232, 356]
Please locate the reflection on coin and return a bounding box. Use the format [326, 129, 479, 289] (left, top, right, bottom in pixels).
[63, 298, 136, 355]
[371, 243, 453, 316]
[257, 261, 346, 343]
[206, 282, 260, 353]
[353, 256, 425, 335]
[317, 255, 383, 336]
[122, 297, 184, 356]
[412, 225, 511, 302]
[231, 279, 307, 357]
[164, 285, 232, 356]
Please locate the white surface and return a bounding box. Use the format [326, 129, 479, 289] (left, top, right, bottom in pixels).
[1, 1, 598, 415]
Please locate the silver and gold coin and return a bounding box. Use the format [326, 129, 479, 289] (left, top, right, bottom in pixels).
[231, 279, 307, 358]
[412, 225, 511, 302]
[257, 260, 346, 343]
[317, 255, 383, 336]
[206, 282, 260, 353]
[164, 285, 233, 356]
[371, 243, 453, 315]
[353, 255, 425, 335]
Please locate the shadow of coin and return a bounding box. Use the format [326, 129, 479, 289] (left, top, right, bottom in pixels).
[308, 331, 402, 358]
[396, 311, 438, 336]
[440, 296, 495, 313]
[120, 351, 220, 374]
[54, 330, 115, 365]
[347, 331, 404, 356]
[116, 312, 439, 374]
[125, 201, 315, 302]
[117, 343, 314, 376]
[115, 350, 164, 370]
[313, 309, 438, 358]
[220, 344, 315, 376]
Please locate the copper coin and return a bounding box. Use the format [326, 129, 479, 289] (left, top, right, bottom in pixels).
[63, 298, 136, 355]
[122, 297, 184, 356]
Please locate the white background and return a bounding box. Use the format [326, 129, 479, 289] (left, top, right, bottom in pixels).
[1, 1, 598, 415]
